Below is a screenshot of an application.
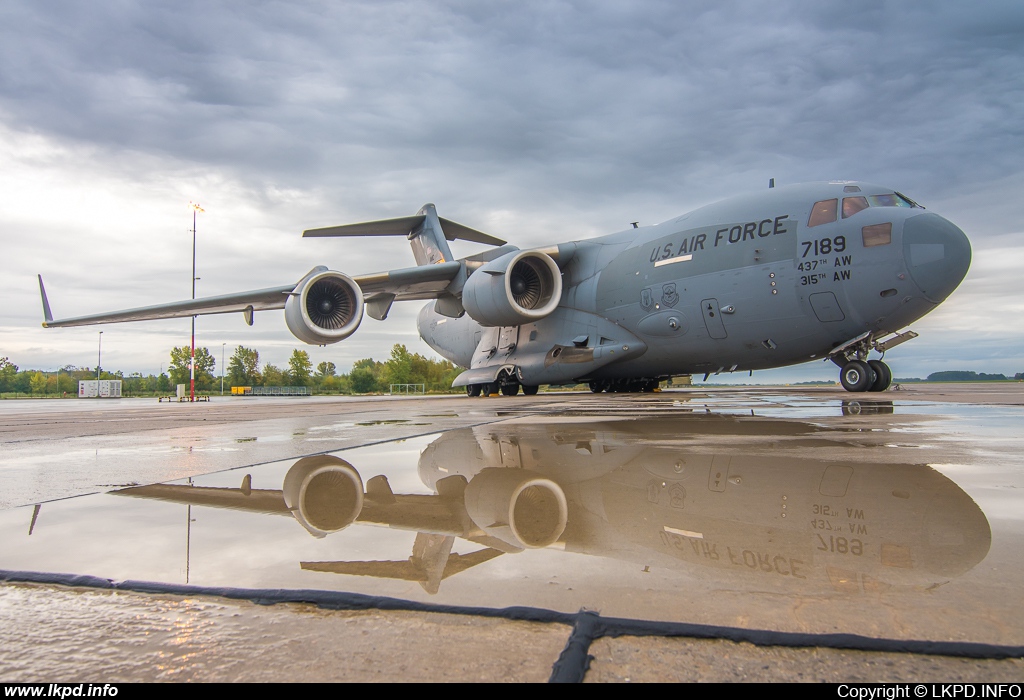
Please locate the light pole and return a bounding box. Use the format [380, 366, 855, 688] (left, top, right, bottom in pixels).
[189, 202, 204, 403]
[97, 331, 103, 398]
[221, 342, 225, 396]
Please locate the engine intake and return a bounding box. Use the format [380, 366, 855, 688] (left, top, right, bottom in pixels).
[283, 454, 364, 538]
[464, 468, 568, 550]
[285, 268, 364, 344]
[462, 251, 561, 327]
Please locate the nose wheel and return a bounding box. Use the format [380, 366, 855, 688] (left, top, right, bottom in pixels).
[867, 359, 892, 392]
[840, 359, 891, 392]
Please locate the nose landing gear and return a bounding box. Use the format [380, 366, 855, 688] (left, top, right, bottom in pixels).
[838, 358, 892, 393]
[840, 360, 873, 392]
[830, 332, 901, 393]
[867, 359, 892, 392]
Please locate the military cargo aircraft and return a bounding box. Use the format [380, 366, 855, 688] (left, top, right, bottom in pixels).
[38, 181, 971, 393]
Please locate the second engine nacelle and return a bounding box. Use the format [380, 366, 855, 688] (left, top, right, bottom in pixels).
[462, 251, 562, 327]
[283, 454, 365, 538]
[284, 267, 364, 344]
[464, 468, 568, 550]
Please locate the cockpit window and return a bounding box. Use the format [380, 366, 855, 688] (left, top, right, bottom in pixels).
[839, 192, 920, 219]
[808, 199, 838, 227]
[842, 197, 869, 218]
[895, 191, 923, 208]
[862, 222, 892, 247]
[867, 193, 914, 208]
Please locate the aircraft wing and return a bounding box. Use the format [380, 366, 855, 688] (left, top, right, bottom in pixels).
[354, 260, 462, 302]
[39, 261, 465, 329]
[38, 275, 294, 328]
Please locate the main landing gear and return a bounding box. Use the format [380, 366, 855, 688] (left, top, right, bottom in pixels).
[588, 379, 660, 393]
[838, 359, 891, 393]
[466, 369, 538, 397]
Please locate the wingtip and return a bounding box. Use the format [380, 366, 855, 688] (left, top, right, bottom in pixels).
[37, 274, 54, 324]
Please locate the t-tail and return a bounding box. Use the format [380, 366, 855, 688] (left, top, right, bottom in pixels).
[302, 203, 505, 266]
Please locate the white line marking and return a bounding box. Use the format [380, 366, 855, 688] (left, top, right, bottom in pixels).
[654, 254, 693, 267]
[663, 526, 703, 539]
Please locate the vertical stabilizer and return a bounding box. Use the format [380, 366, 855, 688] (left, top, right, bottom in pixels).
[411, 204, 456, 266]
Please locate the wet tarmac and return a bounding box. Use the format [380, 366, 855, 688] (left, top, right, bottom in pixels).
[2, 384, 1024, 682]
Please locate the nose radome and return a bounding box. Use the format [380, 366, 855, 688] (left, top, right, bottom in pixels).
[902, 213, 972, 303]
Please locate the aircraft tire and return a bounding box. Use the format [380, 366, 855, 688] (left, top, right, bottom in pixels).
[589, 381, 606, 393]
[522, 384, 539, 395]
[482, 382, 499, 397]
[466, 384, 481, 397]
[867, 360, 892, 392]
[840, 360, 875, 392]
[500, 384, 519, 396]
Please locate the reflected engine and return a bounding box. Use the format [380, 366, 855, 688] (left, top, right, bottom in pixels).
[284, 267, 364, 344]
[464, 468, 568, 550]
[283, 455, 364, 538]
[462, 250, 562, 327]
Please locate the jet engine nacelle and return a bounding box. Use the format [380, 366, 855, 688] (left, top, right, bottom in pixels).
[283, 454, 364, 538]
[284, 267, 364, 345]
[462, 251, 562, 327]
[464, 468, 568, 550]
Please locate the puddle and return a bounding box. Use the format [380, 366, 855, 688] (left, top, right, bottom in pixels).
[3, 405, 1024, 647]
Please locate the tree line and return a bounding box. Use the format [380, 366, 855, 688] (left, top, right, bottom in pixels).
[0, 344, 463, 397]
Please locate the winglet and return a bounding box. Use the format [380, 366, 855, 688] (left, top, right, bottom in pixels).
[38, 275, 53, 327]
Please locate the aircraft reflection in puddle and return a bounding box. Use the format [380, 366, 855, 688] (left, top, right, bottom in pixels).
[117, 405, 990, 595]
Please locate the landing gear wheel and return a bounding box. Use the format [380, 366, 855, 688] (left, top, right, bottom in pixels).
[522, 384, 539, 395]
[481, 382, 498, 397]
[589, 381, 606, 394]
[466, 384, 481, 397]
[500, 383, 520, 396]
[867, 360, 892, 392]
[840, 360, 875, 392]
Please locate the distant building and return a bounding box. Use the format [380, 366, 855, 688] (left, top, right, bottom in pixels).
[79, 380, 122, 398]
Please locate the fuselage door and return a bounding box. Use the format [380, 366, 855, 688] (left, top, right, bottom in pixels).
[498, 326, 519, 355]
[700, 298, 728, 339]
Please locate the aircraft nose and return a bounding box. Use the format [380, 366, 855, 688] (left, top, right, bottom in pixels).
[901, 213, 972, 303]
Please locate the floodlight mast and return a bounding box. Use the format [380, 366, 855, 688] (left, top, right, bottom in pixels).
[189, 202, 204, 403]
[97, 331, 103, 397]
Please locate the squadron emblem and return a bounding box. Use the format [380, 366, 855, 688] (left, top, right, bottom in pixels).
[640, 288, 654, 311]
[661, 283, 679, 307]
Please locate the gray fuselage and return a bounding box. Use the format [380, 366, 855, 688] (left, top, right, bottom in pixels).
[418, 181, 971, 385]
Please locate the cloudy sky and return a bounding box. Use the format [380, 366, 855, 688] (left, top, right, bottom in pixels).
[2, 0, 1022, 383]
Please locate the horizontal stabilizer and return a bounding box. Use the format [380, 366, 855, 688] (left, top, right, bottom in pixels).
[300, 548, 504, 582]
[304, 214, 505, 246]
[438, 218, 506, 246]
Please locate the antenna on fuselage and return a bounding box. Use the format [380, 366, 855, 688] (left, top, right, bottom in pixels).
[630, 222, 639, 229]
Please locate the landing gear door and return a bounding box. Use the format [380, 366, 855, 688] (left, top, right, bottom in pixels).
[701, 298, 728, 339]
[471, 327, 500, 368]
[498, 326, 519, 356]
[498, 437, 522, 469]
